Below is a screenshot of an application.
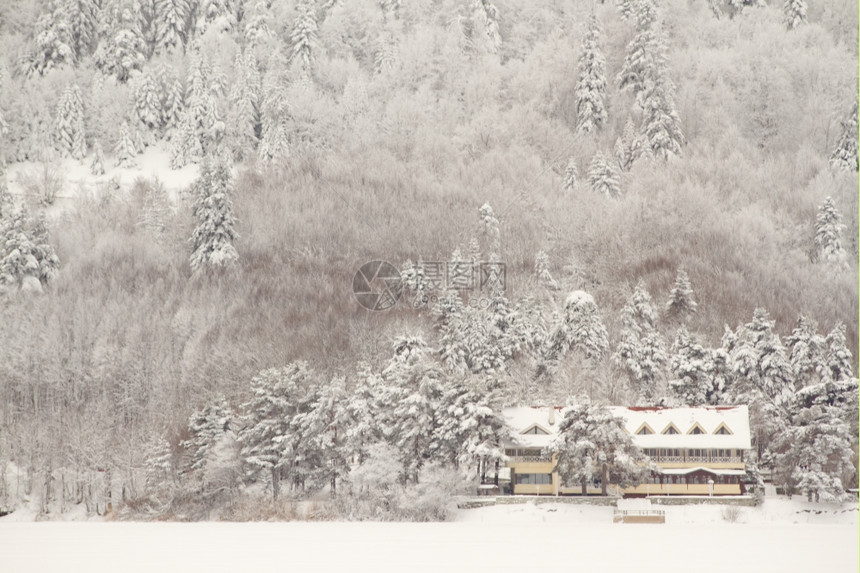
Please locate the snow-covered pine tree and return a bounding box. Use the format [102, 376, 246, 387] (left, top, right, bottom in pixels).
[344, 362, 387, 464]
[587, 151, 621, 198]
[133, 72, 163, 133]
[54, 84, 86, 160]
[614, 116, 646, 171]
[238, 363, 315, 500]
[785, 316, 827, 389]
[562, 157, 578, 191]
[813, 197, 847, 268]
[730, 308, 794, 406]
[290, 0, 319, 78]
[640, 64, 685, 160]
[615, 0, 635, 20]
[374, 32, 397, 74]
[479, 202, 501, 260]
[153, 0, 189, 53]
[26, 6, 75, 76]
[543, 290, 610, 365]
[548, 401, 647, 495]
[189, 156, 239, 272]
[62, 0, 101, 60]
[114, 121, 137, 168]
[90, 141, 106, 175]
[29, 213, 60, 287]
[612, 281, 668, 403]
[297, 378, 350, 496]
[471, 0, 502, 55]
[774, 404, 855, 501]
[144, 436, 177, 501]
[783, 0, 807, 30]
[160, 65, 185, 134]
[226, 51, 261, 161]
[618, 0, 659, 98]
[829, 98, 858, 172]
[180, 396, 232, 484]
[575, 15, 607, 134]
[669, 327, 717, 405]
[665, 268, 697, 322]
[93, 6, 147, 82]
[0, 208, 60, 292]
[824, 323, 854, 382]
[535, 250, 559, 290]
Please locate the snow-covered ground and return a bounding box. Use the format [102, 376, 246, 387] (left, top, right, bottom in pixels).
[0, 498, 855, 572]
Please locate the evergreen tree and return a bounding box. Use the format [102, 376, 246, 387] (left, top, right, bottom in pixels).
[54, 83, 86, 160]
[562, 157, 578, 191]
[160, 65, 185, 134]
[587, 151, 621, 199]
[824, 323, 854, 382]
[575, 15, 608, 134]
[243, 1, 272, 47]
[93, 6, 147, 82]
[543, 290, 610, 365]
[115, 121, 138, 168]
[535, 250, 559, 291]
[548, 401, 647, 495]
[471, 0, 502, 55]
[144, 436, 177, 501]
[479, 202, 501, 261]
[180, 396, 233, 490]
[614, 116, 647, 172]
[290, 1, 319, 77]
[829, 98, 858, 172]
[669, 327, 720, 405]
[227, 51, 261, 160]
[374, 33, 397, 74]
[153, 0, 189, 53]
[786, 316, 827, 389]
[731, 308, 795, 406]
[665, 268, 697, 321]
[613, 281, 668, 403]
[190, 156, 239, 272]
[343, 363, 386, 464]
[26, 7, 75, 76]
[813, 197, 847, 268]
[297, 378, 350, 496]
[618, 0, 659, 98]
[238, 364, 314, 500]
[133, 73, 163, 132]
[63, 0, 101, 59]
[615, 0, 635, 20]
[90, 141, 106, 175]
[783, 0, 807, 30]
[0, 208, 60, 292]
[640, 67, 685, 160]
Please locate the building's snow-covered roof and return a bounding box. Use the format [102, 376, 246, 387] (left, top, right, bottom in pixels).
[502, 405, 751, 450]
[657, 467, 746, 476]
[608, 406, 751, 450]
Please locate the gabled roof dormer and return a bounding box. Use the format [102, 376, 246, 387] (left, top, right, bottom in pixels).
[687, 422, 707, 435]
[521, 424, 550, 435]
[635, 422, 656, 435]
[713, 422, 733, 435]
[661, 422, 681, 435]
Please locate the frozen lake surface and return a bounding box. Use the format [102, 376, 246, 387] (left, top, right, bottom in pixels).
[1, 500, 856, 572]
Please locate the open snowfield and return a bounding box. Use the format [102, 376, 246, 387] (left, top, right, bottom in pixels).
[1, 499, 856, 573]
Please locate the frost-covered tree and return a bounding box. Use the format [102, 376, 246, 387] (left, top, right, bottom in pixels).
[535, 250, 559, 291]
[665, 269, 697, 322]
[374, 33, 397, 74]
[189, 156, 239, 272]
[543, 290, 610, 366]
[470, 0, 502, 55]
[774, 404, 856, 501]
[479, 202, 501, 260]
[0, 208, 60, 292]
[613, 281, 668, 402]
[616, 0, 635, 20]
[54, 83, 86, 160]
[618, 0, 659, 98]
[296, 378, 350, 496]
[144, 436, 177, 501]
[290, 1, 319, 77]
[153, 0, 190, 53]
[160, 65, 185, 133]
[824, 323, 854, 382]
[548, 401, 647, 495]
[575, 15, 607, 134]
[813, 197, 847, 268]
[614, 116, 646, 172]
[829, 98, 858, 172]
[238, 363, 315, 500]
[226, 51, 261, 160]
[90, 141, 106, 175]
[669, 327, 723, 405]
[783, 0, 807, 30]
[133, 73, 163, 132]
[243, 0, 272, 47]
[730, 308, 794, 406]
[25, 6, 75, 76]
[114, 121, 137, 168]
[180, 396, 232, 484]
[562, 157, 578, 191]
[785, 316, 827, 389]
[640, 67, 685, 160]
[184, 50, 224, 154]
[93, 7, 147, 82]
[587, 151, 621, 199]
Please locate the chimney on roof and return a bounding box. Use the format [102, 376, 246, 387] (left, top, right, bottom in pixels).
[548, 406, 555, 425]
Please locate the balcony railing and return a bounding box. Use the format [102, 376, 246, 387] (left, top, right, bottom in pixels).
[508, 455, 552, 463]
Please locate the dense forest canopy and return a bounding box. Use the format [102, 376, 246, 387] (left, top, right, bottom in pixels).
[0, 0, 856, 517]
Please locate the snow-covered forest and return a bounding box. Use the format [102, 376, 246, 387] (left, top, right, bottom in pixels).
[0, 0, 857, 520]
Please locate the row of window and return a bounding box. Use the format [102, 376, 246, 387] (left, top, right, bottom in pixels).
[515, 473, 552, 485]
[641, 448, 743, 459]
[636, 423, 733, 436]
